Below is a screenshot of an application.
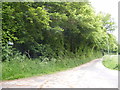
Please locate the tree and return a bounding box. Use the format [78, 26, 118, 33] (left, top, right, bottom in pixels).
[2, 2, 117, 59]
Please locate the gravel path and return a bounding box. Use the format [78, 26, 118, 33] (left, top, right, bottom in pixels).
[0, 58, 118, 88]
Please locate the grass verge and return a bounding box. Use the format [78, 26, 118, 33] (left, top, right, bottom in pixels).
[2, 53, 102, 80]
[102, 55, 119, 70]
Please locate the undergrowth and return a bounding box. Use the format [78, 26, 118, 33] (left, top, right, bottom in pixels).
[2, 51, 102, 80]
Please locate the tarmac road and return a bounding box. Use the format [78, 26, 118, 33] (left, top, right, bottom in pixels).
[1, 58, 118, 88]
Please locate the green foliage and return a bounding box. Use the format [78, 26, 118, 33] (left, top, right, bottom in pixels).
[102, 55, 119, 70]
[118, 44, 120, 54]
[2, 45, 27, 62]
[2, 51, 102, 80]
[101, 13, 116, 32]
[2, 2, 117, 58]
[2, 3, 18, 44]
[2, 45, 13, 61]
[1, 2, 118, 80]
[31, 44, 56, 59]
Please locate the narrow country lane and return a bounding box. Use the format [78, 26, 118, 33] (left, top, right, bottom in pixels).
[1, 58, 118, 88]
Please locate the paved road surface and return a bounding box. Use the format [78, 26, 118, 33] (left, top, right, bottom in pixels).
[0, 58, 118, 88]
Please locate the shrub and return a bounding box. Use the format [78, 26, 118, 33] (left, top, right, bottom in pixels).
[30, 44, 56, 60]
[2, 45, 28, 62]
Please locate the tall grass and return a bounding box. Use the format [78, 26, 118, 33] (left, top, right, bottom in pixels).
[2, 52, 102, 80]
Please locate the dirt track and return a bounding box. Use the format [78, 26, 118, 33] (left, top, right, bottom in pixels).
[1, 58, 118, 88]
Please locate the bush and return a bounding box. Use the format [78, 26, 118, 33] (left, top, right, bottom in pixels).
[30, 44, 56, 60]
[2, 45, 28, 62]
